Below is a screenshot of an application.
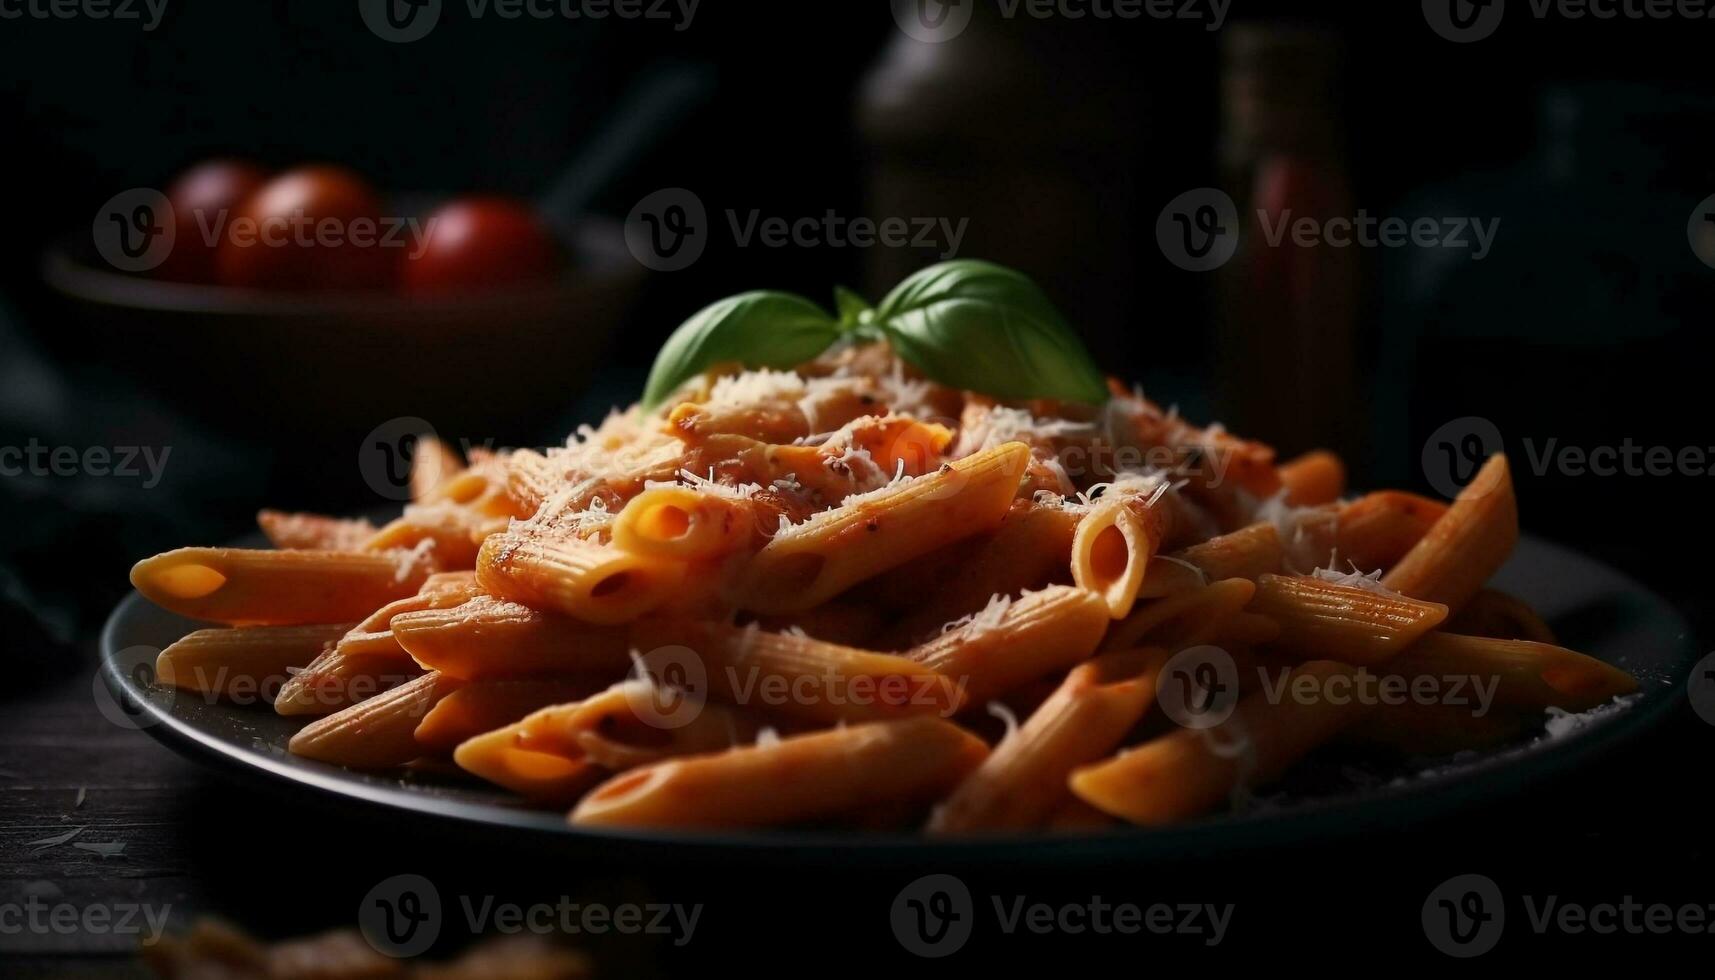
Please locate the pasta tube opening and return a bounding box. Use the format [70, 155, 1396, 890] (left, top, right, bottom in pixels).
[1072, 501, 1150, 619]
[148, 563, 228, 599]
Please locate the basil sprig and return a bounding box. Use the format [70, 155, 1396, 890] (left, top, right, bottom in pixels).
[640, 260, 1109, 410]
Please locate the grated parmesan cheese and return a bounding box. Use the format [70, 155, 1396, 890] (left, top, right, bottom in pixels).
[705, 368, 807, 408]
[986, 701, 1021, 742]
[866, 357, 938, 419]
[834, 458, 914, 508]
[394, 537, 438, 581]
[1040, 469, 1176, 515]
[1154, 554, 1208, 586]
[954, 405, 1095, 457]
[509, 477, 613, 537]
[1309, 561, 1399, 596]
[941, 593, 1014, 636]
[1543, 694, 1640, 739]
[649, 467, 765, 500]
[1253, 490, 1338, 573]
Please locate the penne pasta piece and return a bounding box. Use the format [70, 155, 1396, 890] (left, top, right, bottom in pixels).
[273, 574, 481, 715]
[878, 501, 1079, 646]
[610, 485, 754, 561]
[728, 442, 1031, 614]
[273, 644, 423, 717]
[665, 375, 888, 446]
[906, 586, 1109, 708]
[410, 434, 464, 502]
[1335, 491, 1448, 573]
[1383, 632, 1636, 713]
[129, 547, 431, 626]
[632, 620, 962, 724]
[503, 448, 564, 516]
[452, 727, 607, 805]
[930, 648, 1168, 833]
[766, 415, 955, 502]
[256, 510, 377, 551]
[1381, 454, 1517, 613]
[666, 396, 810, 446]
[414, 678, 608, 754]
[288, 671, 462, 769]
[1247, 574, 1449, 665]
[840, 415, 955, 468]
[333, 572, 485, 662]
[1070, 499, 1154, 619]
[1101, 578, 1257, 653]
[1112, 388, 1282, 499]
[1444, 588, 1557, 644]
[1277, 450, 1346, 506]
[1140, 523, 1283, 598]
[570, 716, 988, 829]
[476, 531, 686, 626]
[426, 468, 496, 508]
[155, 623, 353, 700]
[362, 506, 482, 569]
[390, 594, 635, 680]
[1069, 660, 1371, 825]
[1186, 521, 1288, 582]
[510, 680, 767, 770]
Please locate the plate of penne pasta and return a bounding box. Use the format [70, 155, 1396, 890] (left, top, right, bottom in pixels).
[106, 261, 1697, 854]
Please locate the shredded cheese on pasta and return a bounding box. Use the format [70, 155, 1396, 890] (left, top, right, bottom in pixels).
[941, 592, 1014, 637]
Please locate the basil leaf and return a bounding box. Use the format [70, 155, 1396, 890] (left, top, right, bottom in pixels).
[833, 286, 872, 331]
[872, 260, 1109, 404]
[641, 291, 840, 410]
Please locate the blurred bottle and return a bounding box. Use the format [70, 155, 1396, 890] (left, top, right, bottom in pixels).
[1378, 83, 1715, 581]
[856, 8, 1143, 361]
[1215, 24, 1361, 462]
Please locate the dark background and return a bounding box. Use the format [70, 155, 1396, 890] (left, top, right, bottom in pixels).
[2, 1, 1712, 974]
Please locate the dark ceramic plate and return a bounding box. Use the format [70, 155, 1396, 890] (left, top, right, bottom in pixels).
[100, 535, 1698, 864]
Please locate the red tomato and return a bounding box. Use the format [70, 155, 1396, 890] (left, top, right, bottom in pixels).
[157, 159, 270, 283]
[401, 197, 562, 295]
[215, 165, 394, 291]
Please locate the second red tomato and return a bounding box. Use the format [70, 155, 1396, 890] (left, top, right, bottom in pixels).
[402, 197, 563, 295]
